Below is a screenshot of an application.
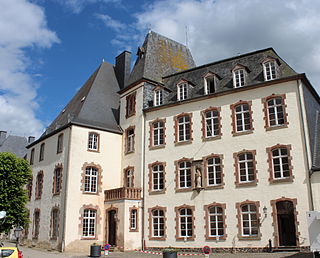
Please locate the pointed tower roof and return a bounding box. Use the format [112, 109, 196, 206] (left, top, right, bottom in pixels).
[126, 31, 195, 87]
[34, 61, 121, 144]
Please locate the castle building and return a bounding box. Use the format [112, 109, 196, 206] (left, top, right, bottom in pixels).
[25, 31, 320, 252]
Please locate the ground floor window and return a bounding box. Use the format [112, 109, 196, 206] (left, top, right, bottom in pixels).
[83, 209, 96, 238]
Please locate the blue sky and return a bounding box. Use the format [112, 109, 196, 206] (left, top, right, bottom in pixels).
[1, 0, 320, 137]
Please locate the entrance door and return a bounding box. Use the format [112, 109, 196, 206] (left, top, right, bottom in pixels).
[108, 210, 117, 246]
[276, 201, 297, 246]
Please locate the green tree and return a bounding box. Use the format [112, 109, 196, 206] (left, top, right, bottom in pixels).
[0, 152, 32, 233]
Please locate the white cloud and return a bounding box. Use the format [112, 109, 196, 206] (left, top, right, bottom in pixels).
[0, 0, 59, 137]
[101, 0, 320, 91]
[61, 0, 121, 14]
[95, 14, 126, 32]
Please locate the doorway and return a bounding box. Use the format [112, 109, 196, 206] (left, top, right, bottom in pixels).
[276, 201, 297, 246]
[107, 210, 117, 246]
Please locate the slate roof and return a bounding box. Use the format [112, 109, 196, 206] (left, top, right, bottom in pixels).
[0, 135, 28, 158]
[31, 61, 121, 146]
[160, 48, 297, 104]
[126, 31, 195, 87]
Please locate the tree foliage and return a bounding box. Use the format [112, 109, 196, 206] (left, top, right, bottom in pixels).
[0, 152, 32, 233]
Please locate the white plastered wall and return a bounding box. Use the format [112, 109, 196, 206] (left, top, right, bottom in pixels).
[143, 80, 311, 249]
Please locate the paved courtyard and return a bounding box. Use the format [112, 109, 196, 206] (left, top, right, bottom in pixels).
[14, 244, 314, 258]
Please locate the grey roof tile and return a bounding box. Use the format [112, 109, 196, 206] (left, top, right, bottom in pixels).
[0, 135, 28, 158]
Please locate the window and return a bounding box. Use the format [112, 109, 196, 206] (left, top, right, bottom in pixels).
[238, 203, 259, 238]
[27, 176, 33, 200]
[150, 119, 165, 147]
[39, 143, 45, 161]
[233, 69, 246, 88]
[175, 206, 194, 240]
[82, 209, 96, 238]
[177, 83, 188, 101]
[33, 209, 40, 239]
[205, 204, 226, 240]
[129, 208, 138, 232]
[263, 95, 288, 129]
[174, 113, 192, 143]
[154, 89, 163, 106]
[177, 160, 192, 190]
[235, 151, 257, 186]
[151, 208, 165, 238]
[57, 133, 63, 153]
[204, 73, 216, 94]
[124, 167, 134, 188]
[231, 101, 253, 135]
[30, 148, 34, 165]
[84, 167, 98, 193]
[263, 60, 277, 81]
[268, 145, 293, 182]
[50, 208, 59, 240]
[125, 127, 135, 153]
[126, 92, 136, 118]
[206, 156, 223, 187]
[53, 167, 62, 195]
[35, 171, 43, 200]
[202, 108, 221, 139]
[150, 163, 165, 192]
[88, 132, 99, 151]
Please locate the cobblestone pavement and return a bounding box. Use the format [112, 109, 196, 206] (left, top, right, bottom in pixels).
[15, 245, 314, 258]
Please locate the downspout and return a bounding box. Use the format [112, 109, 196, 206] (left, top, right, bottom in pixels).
[141, 107, 146, 251]
[297, 80, 314, 211]
[60, 125, 73, 251]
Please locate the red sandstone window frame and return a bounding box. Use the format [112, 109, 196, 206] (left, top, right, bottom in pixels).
[148, 206, 167, 241]
[124, 166, 134, 188]
[266, 144, 294, 183]
[129, 207, 139, 232]
[262, 94, 288, 130]
[201, 107, 222, 141]
[125, 126, 135, 154]
[80, 162, 103, 195]
[236, 200, 261, 240]
[32, 209, 40, 239]
[175, 205, 195, 241]
[148, 161, 166, 194]
[174, 113, 193, 145]
[82, 209, 97, 239]
[27, 176, 33, 200]
[204, 203, 227, 240]
[174, 158, 194, 192]
[50, 207, 60, 240]
[126, 92, 136, 118]
[233, 150, 258, 187]
[203, 154, 224, 189]
[230, 100, 254, 136]
[149, 118, 166, 149]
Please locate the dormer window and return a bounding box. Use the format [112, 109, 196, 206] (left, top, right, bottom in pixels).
[263, 60, 277, 81]
[204, 73, 216, 94]
[233, 69, 246, 88]
[177, 83, 188, 101]
[154, 89, 163, 106]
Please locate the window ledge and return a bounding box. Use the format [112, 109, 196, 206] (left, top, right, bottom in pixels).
[269, 176, 294, 184]
[83, 192, 99, 195]
[149, 145, 166, 150]
[266, 124, 288, 131]
[206, 235, 227, 241]
[202, 135, 222, 142]
[174, 140, 193, 146]
[125, 150, 135, 155]
[235, 181, 258, 187]
[149, 237, 166, 241]
[232, 130, 254, 137]
[238, 235, 261, 241]
[149, 190, 166, 195]
[175, 188, 193, 193]
[204, 184, 224, 190]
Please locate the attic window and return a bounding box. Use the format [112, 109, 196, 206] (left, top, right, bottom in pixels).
[137, 47, 145, 59]
[62, 109, 65, 114]
[204, 73, 216, 94]
[177, 82, 188, 101]
[81, 96, 86, 102]
[154, 89, 163, 106]
[233, 69, 246, 88]
[263, 60, 278, 81]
